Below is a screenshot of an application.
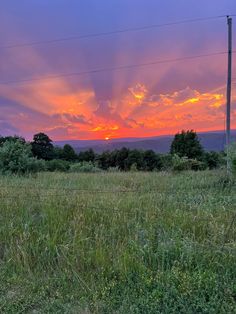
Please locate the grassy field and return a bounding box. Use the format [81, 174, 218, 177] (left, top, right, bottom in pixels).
[0, 170, 236, 313]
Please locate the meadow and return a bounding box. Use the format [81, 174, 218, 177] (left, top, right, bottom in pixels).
[0, 170, 236, 313]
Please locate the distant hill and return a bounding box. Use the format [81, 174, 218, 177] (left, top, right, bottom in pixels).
[55, 130, 236, 154]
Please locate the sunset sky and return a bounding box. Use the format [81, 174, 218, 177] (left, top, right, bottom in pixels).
[0, 0, 236, 140]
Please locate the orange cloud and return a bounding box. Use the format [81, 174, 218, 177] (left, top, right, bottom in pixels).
[0, 12, 233, 141]
[0, 37, 232, 140]
[129, 83, 148, 101]
[0, 78, 231, 140]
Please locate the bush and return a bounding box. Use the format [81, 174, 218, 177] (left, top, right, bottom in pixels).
[0, 140, 45, 175]
[46, 159, 70, 172]
[171, 154, 206, 172]
[189, 159, 207, 171]
[70, 161, 102, 173]
[204, 151, 225, 169]
[160, 154, 173, 171]
[172, 155, 191, 172]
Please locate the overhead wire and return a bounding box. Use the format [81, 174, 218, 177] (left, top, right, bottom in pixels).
[0, 51, 232, 86]
[0, 15, 229, 50]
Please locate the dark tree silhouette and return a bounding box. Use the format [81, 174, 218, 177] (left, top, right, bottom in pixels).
[125, 149, 143, 170]
[116, 147, 130, 170]
[78, 149, 95, 162]
[170, 130, 204, 160]
[62, 144, 77, 161]
[31, 133, 54, 160]
[143, 150, 162, 171]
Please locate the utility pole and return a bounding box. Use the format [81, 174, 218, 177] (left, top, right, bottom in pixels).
[226, 16, 232, 174]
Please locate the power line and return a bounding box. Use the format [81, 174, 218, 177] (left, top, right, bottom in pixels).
[0, 15, 229, 50]
[0, 51, 231, 86]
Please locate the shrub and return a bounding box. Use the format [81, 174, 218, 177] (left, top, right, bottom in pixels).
[172, 155, 191, 172]
[70, 161, 102, 173]
[46, 159, 70, 172]
[189, 159, 207, 171]
[0, 140, 46, 175]
[204, 151, 225, 169]
[160, 154, 173, 171]
[171, 154, 206, 172]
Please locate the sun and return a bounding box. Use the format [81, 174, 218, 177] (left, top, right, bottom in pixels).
[105, 136, 110, 141]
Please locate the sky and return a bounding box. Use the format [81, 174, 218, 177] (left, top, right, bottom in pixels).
[0, 0, 236, 141]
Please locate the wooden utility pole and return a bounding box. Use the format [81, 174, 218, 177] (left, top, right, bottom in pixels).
[226, 16, 232, 174]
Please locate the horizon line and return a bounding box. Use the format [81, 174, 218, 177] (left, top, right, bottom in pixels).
[53, 129, 231, 142]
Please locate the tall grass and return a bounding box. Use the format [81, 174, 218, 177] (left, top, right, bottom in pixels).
[0, 170, 236, 313]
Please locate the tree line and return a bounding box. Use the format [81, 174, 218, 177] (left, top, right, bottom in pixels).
[0, 130, 226, 174]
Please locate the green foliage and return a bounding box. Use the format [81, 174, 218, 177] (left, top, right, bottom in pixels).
[78, 149, 95, 162]
[204, 151, 225, 169]
[125, 149, 143, 170]
[172, 155, 191, 171]
[61, 144, 78, 161]
[0, 132, 226, 175]
[96, 150, 117, 170]
[228, 143, 236, 176]
[70, 161, 102, 173]
[0, 140, 45, 175]
[0, 135, 26, 146]
[46, 159, 70, 172]
[115, 147, 130, 170]
[31, 132, 54, 160]
[170, 130, 204, 160]
[97, 148, 164, 171]
[143, 150, 162, 171]
[172, 154, 206, 172]
[232, 159, 236, 176]
[160, 154, 173, 171]
[52, 146, 64, 159]
[189, 159, 207, 171]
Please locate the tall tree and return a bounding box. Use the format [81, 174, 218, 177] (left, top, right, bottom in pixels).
[62, 144, 77, 161]
[170, 130, 204, 160]
[31, 133, 54, 160]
